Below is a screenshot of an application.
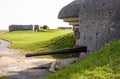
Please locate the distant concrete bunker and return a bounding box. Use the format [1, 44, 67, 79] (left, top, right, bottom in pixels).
[9, 25, 40, 32]
[58, 0, 120, 53]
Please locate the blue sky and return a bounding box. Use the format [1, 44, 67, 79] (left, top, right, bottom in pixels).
[0, 0, 73, 30]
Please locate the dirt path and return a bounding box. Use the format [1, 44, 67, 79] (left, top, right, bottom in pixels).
[0, 39, 56, 79]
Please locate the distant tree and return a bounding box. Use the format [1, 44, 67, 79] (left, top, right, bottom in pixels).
[43, 25, 49, 29]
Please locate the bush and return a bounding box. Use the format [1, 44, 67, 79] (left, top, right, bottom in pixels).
[43, 25, 49, 30]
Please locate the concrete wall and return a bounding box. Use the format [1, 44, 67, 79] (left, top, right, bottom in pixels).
[78, 0, 120, 53]
[9, 25, 39, 32]
[73, 26, 80, 46]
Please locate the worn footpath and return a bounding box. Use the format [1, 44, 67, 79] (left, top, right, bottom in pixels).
[0, 39, 56, 79]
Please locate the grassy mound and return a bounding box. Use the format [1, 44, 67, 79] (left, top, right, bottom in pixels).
[45, 40, 120, 79]
[0, 29, 75, 58]
[37, 33, 75, 58]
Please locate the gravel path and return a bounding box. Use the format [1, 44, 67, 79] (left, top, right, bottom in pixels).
[0, 39, 56, 79]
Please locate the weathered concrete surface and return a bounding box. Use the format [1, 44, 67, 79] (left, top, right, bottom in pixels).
[79, 0, 120, 52]
[9, 25, 39, 32]
[58, 0, 120, 53]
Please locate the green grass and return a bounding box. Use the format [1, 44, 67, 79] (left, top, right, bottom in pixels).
[0, 29, 75, 58]
[45, 40, 120, 79]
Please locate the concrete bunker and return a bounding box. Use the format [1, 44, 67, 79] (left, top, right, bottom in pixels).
[9, 25, 40, 32]
[58, 0, 120, 53]
[26, 0, 120, 57]
[25, 0, 120, 72]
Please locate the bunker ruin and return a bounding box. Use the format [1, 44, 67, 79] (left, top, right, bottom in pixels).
[9, 25, 40, 32]
[58, 0, 120, 53]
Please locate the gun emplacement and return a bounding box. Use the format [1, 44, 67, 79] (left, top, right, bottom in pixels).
[25, 46, 87, 57]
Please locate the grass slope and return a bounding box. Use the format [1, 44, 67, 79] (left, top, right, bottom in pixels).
[45, 41, 120, 79]
[0, 29, 75, 58]
[37, 33, 75, 58]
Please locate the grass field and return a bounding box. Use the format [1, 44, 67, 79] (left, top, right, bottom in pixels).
[45, 40, 120, 79]
[0, 29, 75, 58]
